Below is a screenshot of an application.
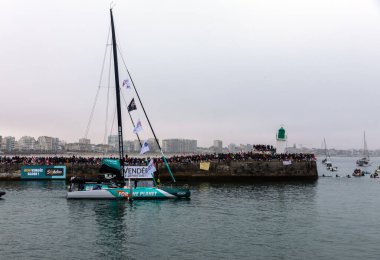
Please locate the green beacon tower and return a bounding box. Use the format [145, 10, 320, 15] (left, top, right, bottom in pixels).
[276, 126, 287, 154]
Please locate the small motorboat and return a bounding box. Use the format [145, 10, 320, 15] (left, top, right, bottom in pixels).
[352, 169, 364, 177]
[0, 191, 6, 198]
[326, 162, 338, 172]
[327, 166, 338, 172]
[370, 167, 380, 178]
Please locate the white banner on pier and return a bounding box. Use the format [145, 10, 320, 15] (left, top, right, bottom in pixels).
[282, 160, 292, 166]
[123, 166, 152, 179]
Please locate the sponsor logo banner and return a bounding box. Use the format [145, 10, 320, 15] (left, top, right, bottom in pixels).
[21, 165, 66, 179]
[46, 167, 64, 176]
[123, 166, 152, 179]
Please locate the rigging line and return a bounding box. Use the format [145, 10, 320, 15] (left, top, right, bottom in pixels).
[109, 104, 117, 137]
[103, 43, 113, 144]
[121, 91, 142, 147]
[84, 25, 111, 139]
[84, 87, 101, 139]
[117, 45, 176, 183]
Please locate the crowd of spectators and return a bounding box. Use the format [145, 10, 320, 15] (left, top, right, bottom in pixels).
[160, 152, 315, 164]
[0, 151, 316, 166]
[0, 156, 101, 166]
[252, 144, 276, 153]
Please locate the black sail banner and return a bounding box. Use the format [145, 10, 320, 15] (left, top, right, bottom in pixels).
[128, 98, 137, 112]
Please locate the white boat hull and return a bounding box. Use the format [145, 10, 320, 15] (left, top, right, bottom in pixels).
[67, 190, 115, 199]
[66, 187, 190, 200]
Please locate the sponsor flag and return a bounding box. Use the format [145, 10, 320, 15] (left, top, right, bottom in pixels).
[133, 120, 143, 134]
[200, 162, 210, 171]
[147, 159, 156, 175]
[283, 160, 292, 166]
[127, 98, 137, 112]
[122, 78, 131, 89]
[140, 140, 150, 154]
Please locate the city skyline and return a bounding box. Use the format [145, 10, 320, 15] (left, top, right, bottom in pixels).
[1, 1, 380, 149]
[0, 133, 378, 152]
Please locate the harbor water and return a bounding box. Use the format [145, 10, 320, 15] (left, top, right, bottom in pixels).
[1, 157, 380, 259]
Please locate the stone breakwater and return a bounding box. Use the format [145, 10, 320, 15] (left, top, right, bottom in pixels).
[0, 160, 317, 181]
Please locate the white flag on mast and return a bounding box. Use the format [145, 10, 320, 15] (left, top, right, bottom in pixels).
[147, 159, 156, 175]
[140, 140, 150, 155]
[133, 120, 143, 134]
[122, 78, 131, 89]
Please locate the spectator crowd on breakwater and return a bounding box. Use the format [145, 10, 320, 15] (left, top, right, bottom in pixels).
[0, 151, 315, 166]
[252, 144, 276, 153]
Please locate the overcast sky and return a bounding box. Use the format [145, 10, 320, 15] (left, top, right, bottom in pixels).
[1, 0, 380, 149]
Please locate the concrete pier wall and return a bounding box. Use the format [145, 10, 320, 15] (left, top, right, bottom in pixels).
[0, 160, 318, 181]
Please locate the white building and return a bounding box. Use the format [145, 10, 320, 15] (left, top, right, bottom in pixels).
[147, 138, 160, 153]
[78, 138, 91, 151]
[18, 136, 36, 151]
[123, 140, 135, 153]
[228, 143, 237, 153]
[133, 139, 141, 152]
[162, 139, 197, 153]
[108, 135, 119, 149]
[79, 138, 90, 144]
[213, 140, 223, 153]
[37, 136, 59, 151]
[1, 136, 16, 152]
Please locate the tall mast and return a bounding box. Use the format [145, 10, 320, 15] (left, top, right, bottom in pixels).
[364, 131, 369, 159]
[110, 9, 124, 178]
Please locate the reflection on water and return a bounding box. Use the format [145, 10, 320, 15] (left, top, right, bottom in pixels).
[1, 170, 380, 259]
[67, 200, 129, 258]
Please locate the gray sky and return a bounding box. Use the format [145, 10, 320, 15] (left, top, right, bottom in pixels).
[1, 0, 380, 149]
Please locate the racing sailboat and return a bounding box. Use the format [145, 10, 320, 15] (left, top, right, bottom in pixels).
[67, 9, 190, 199]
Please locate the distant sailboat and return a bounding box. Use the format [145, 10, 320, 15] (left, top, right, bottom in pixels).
[321, 138, 331, 165]
[321, 138, 337, 172]
[356, 132, 371, 167]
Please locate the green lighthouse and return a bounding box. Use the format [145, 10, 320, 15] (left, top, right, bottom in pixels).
[276, 126, 287, 153]
[276, 127, 287, 141]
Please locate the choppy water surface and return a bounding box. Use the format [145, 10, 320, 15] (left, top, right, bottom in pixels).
[1, 158, 380, 259]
